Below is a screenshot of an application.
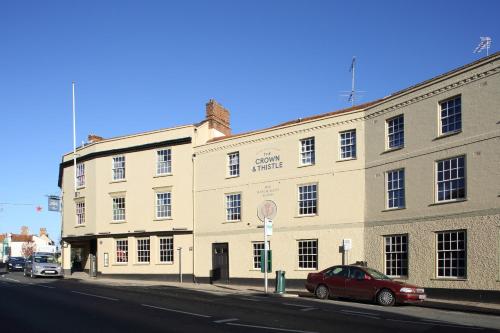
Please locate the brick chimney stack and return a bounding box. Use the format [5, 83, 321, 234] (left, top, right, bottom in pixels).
[39, 228, 47, 236]
[205, 99, 231, 136]
[88, 134, 104, 143]
[20, 226, 29, 235]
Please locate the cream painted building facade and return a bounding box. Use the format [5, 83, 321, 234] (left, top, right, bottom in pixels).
[60, 53, 499, 292]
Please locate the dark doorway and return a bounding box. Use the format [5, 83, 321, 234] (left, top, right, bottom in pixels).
[211, 243, 229, 283]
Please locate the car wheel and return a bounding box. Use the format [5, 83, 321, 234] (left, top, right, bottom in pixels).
[377, 289, 395, 306]
[315, 285, 329, 300]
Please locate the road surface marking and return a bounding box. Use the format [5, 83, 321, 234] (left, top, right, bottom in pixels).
[239, 297, 260, 302]
[141, 304, 211, 318]
[387, 318, 483, 330]
[35, 284, 55, 289]
[227, 323, 318, 333]
[71, 291, 119, 301]
[283, 303, 307, 307]
[340, 309, 379, 320]
[299, 307, 316, 312]
[214, 318, 239, 324]
[5, 278, 20, 282]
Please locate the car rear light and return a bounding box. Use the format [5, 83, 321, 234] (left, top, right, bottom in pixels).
[416, 288, 425, 294]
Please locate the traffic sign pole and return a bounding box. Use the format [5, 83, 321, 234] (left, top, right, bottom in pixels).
[264, 217, 268, 294]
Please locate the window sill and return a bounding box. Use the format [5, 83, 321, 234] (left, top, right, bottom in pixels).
[110, 221, 127, 224]
[430, 278, 467, 281]
[433, 130, 462, 141]
[154, 218, 173, 221]
[295, 214, 318, 218]
[381, 146, 404, 155]
[382, 207, 406, 212]
[76, 186, 86, 190]
[336, 157, 357, 163]
[295, 268, 318, 271]
[112, 263, 128, 266]
[429, 199, 467, 207]
[156, 262, 174, 265]
[298, 163, 315, 168]
[74, 224, 86, 228]
[133, 263, 150, 266]
[110, 179, 126, 184]
[225, 175, 240, 179]
[154, 173, 173, 178]
[222, 220, 242, 224]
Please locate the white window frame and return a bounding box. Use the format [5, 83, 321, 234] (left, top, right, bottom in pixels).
[227, 152, 240, 177]
[298, 183, 318, 216]
[115, 239, 128, 264]
[76, 163, 85, 188]
[384, 234, 408, 277]
[435, 156, 466, 203]
[156, 191, 172, 219]
[225, 193, 241, 222]
[112, 156, 126, 181]
[297, 239, 318, 270]
[252, 241, 270, 270]
[436, 230, 466, 279]
[76, 201, 85, 225]
[136, 238, 150, 263]
[386, 114, 404, 150]
[339, 129, 357, 160]
[157, 148, 172, 175]
[112, 197, 126, 221]
[300, 137, 315, 166]
[439, 95, 462, 136]
[158, 236, 174, 264]
[386, 169, 405, 209]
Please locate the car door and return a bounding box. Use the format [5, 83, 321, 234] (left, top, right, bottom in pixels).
[345, 267, 375, 300]
[323, 266, 349, 297]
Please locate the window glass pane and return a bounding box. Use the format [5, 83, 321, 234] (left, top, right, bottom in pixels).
[436, 156, 466, 202]
[436, 231, 466, 278]
[298, 240, 317, 269]
[340, 130, 356, 159]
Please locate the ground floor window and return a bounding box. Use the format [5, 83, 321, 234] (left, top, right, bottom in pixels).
[159, 237, 173, 263]
[298, 239, 317, 269]
[137, 238, 150, 263]
[115, 239, 128, 263]
[385, 234, 408, 277]
[252, 241, 270, 269]
[437, 230, 466, 278]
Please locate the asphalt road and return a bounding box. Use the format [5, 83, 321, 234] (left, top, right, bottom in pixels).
[0, 270, 499, 333]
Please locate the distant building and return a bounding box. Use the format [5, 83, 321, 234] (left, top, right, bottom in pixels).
[2, 227, 56, 259]
[59, 53, 499, 294]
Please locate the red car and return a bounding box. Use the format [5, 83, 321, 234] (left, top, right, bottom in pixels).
[305, 265, 426, 306]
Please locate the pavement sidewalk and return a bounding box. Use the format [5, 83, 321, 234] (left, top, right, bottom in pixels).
[65, 274, 500, 316]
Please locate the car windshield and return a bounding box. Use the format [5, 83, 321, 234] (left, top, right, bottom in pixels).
[365, 267, 391, 280]
[10, 257, 24, 262]
[34, 255, 57, 264]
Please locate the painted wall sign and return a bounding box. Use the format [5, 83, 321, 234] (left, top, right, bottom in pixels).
[252, 150, 283, 172]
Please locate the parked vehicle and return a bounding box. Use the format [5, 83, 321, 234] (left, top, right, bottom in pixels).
[305, 265, 426, 306]
[6, 257, 26, 272]
[24, 252, 63, 278]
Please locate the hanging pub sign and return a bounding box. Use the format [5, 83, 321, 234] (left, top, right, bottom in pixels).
[48, 195, 61, 212]
[252, 149, 283, 172]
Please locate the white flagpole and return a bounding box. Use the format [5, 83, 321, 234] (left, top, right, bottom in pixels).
[72, 81, 77, 193]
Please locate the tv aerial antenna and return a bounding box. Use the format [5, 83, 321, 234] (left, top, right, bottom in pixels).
[340, 56, 365, 106]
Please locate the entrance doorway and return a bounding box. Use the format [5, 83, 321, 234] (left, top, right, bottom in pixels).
[211, 243, 229, 283]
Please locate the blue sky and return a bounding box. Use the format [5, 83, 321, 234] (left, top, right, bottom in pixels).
[0, 0, 498, 242]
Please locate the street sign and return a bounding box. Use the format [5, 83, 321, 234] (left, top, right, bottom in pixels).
[343, 239, 352, 251]
[257, 200, 277, 222]
[265, 219, 273, 236]
[48, 195, 61, 212]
